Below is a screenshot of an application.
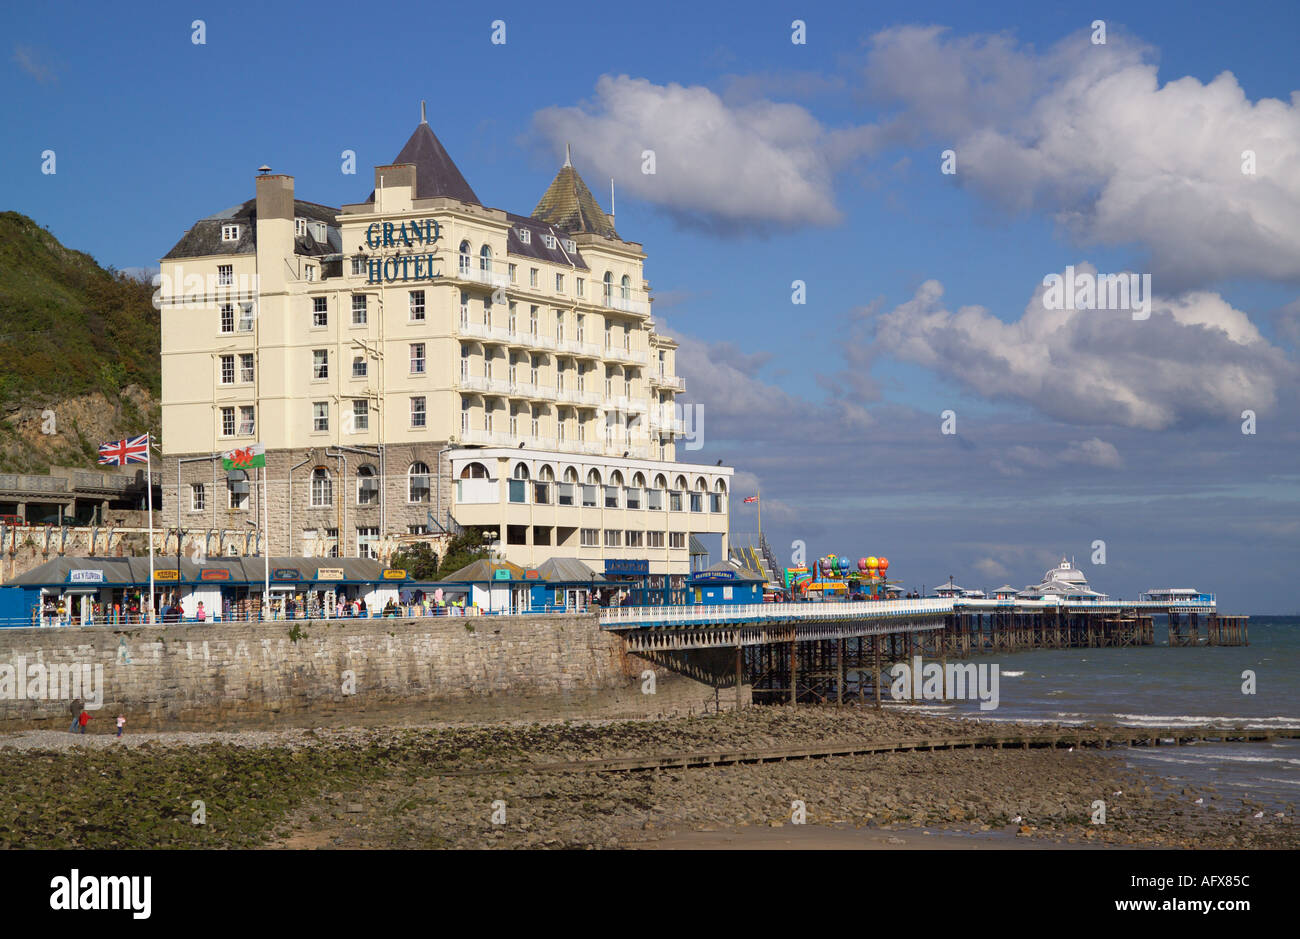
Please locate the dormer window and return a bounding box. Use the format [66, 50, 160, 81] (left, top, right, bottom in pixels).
[517, 228, 531, 245]
[221, 224, 241, 242]
[563, 239, 576, 253]
[295, 218, 306, 237]
[543, 234, 557, 250]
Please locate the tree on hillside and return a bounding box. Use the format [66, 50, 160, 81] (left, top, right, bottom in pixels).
[387, 542, 440, 580]
[436, 528, 490, 579]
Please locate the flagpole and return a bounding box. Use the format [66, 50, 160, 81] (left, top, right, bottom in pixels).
[757, 487, 762, 541]
[147, 433, 156, 625]
[262, 465, 270, 620]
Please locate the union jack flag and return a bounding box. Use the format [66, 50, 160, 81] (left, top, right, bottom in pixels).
[743, 496, 759, 503]
[98, 433, 150, 466]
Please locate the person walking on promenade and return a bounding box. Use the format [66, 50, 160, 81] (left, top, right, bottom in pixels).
[116, 715, 125, 738]
[76, 710, 91, 734]
[195, 601, 206, 623]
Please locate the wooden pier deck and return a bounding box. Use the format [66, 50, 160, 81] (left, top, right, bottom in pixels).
[434, 726, 1300, 776]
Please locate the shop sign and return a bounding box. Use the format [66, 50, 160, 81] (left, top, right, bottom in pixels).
[153, 569, 180, 582]
[492, 569, 511, 581]
[200, 569, 231, 581]
[382, 569, 407, 580]
[68, 570, 104, 584]
[316, 568, 344, 580]
[605, 559, 649, 576]
[273, 569, 302, 581]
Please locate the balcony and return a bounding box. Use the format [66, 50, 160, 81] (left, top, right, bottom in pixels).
[461, 429, 515, 446]
[456, 259, 510, 288]
[654, 375, 685, 391]
[603, 294, 649, 316]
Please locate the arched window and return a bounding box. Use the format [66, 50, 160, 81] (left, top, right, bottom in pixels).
[458, 240, 471, 276]
[586, 468, 602, 485]
[632, 472, 646, 488]
[479, 244, 492, 272]
[512, 462, 530, 480]
[653, 473, 667, 490]
[603, 271, 613, 302]
[539, 465, 555, 481]
[714, 478, 728, 493]
[609, 469, 624, 487]
[356, 464, 378, 505]
[674, 475, 687, 490]
[563, 467, 579, 484]
[459, 461, 489, 479]
[620, 274, 630, 299]
[310, 467, 332, 507]
[409, 462, 431, 503]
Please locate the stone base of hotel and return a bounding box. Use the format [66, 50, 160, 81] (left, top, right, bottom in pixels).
[0, 612, 748, 732]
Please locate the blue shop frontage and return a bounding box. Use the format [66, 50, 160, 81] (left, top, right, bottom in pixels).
[688, 560, 765, 605]
[0, 557, 410, 626]
[435, 557, 607, 613]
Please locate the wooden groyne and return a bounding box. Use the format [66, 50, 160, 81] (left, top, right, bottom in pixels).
[435, 726, 1300, 776]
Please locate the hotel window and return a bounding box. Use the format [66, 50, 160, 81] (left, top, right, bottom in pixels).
[647, 531, 664, 548]
[558, 482, 574, 506]
[459, 291, 469, 328]
[461, 399, 471, 435]
[190, 483, 205, 511]
[229, 482, 247, 511]
[304, 265, 316, 282]
[410, 343, 426, 374]
[626, 531, 643, 548]
[357, 527, 379, 559]
[530, 407, 539, 437]
[312, 349, 328, 380]
[350, 256, 365, 276]
[312, 402, 329, 432]
[603, 271, 613, 303]
[605, 323, 613, 351]
[238, 303, 255, 331]
[310, 468, 332, 507]
[483, 294, 492, 327]
[621, 274, 631, 299]
[509, 406, 518, 436]
[479, 244, 492, 276]
[556, 407, 566, 440]
[669, 490, 682, 512]
[576, 277, 584, 298]
[604, 529, 621, 547]
[356, 465, 378, 505]
[604, 486, 619, 509]
[219, 355, 235, 384]
[217, 264, 234, 285]
[352, 356, 367, 378]
[408, 524, 428, 535]
[312, 297, 327, 327]
[460, 346, 470, 381]
[220, 406, 235, 437]
[529, 268, 538, 288]
[409, 462, 430, 503]
[564, 239, 576, 253]
[529, 306, 538, 337]
[411, 396, 426, 428]
[581, 484, 597, 508]
[238, 405, 255, 436]
[220, 304, 234, 333]
[220, 226, 239, 243]
[626, 487, 641, 510]
[710, 492, 724, 513]
[529, 355, 539, 386]
[580, 528, 599, 547]
[556, 311, 565, 342]
[555, 273, 564, 293]
[410, 290, 426, 321]
[350, 399, 369, 432]
[508, 263, 517, 283]
[458, 240, 471, 276]
[647, 488, 663, 511]
[351, 295, 367, 325]
[518, 228, 531, 245]
[508, 302, 517, 334]
[239, 353, 254, 383]
[690, 492, 703, 513]
[543, 234, 557, 249]
[670, 532, 686, 549]
[576, 314, 585, 342]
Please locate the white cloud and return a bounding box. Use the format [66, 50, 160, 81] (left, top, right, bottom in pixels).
[873, 265, 1295, 430]
[12, 44, 56, 84]
[863, 25, 1300, 289]
[532, 75, 879, 231]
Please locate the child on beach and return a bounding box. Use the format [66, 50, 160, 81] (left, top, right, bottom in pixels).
[116, 715, 125, 738]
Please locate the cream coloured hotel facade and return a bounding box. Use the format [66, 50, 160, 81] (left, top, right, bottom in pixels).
[158, 113, 732, 575]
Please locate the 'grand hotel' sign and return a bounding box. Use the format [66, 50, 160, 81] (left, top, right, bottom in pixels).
[363, 218, 441, 284]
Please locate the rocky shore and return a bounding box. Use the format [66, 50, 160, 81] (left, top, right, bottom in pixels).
[0, 707, 1293, 849]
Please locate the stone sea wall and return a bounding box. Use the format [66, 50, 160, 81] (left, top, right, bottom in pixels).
[0, 613, 737, 731]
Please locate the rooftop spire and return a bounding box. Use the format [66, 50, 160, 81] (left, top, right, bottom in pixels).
[533, 150, 618, 239]
[563, 142, 572, 167]
[420, 100, 427, 124]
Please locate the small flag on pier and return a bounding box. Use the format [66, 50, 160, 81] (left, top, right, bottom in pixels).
[98, 433, 150, 465]
[743, 496, 759, 503]
[222, 443, 265, 470]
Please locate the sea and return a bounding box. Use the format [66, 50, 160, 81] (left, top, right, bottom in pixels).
[884, 616, 1300, 813]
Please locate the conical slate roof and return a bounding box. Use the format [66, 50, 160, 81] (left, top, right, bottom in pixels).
[532, 150, 618, 239]
[367, 119, 480, 205]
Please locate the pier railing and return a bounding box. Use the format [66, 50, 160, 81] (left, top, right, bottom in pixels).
[599, 598, 953, 629]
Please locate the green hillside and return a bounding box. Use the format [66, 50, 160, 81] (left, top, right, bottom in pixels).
[0, 211, 160, 471]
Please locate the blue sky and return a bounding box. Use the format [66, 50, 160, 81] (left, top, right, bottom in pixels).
[5, 0, 1299, 610]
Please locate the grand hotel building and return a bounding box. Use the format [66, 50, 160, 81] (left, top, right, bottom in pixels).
[159, 113, 733, 576]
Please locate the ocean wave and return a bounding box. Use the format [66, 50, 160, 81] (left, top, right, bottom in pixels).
[1113, 713, 1300, 728]
[1001, 671, 1025, 677]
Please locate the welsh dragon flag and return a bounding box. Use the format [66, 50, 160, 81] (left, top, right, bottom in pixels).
[222, 443, 265, 471]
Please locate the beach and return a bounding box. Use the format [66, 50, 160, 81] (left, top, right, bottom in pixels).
[1, 706, 1293, 850]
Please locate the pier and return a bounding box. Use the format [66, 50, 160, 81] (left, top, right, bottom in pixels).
[600, 595, 1248, 707]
